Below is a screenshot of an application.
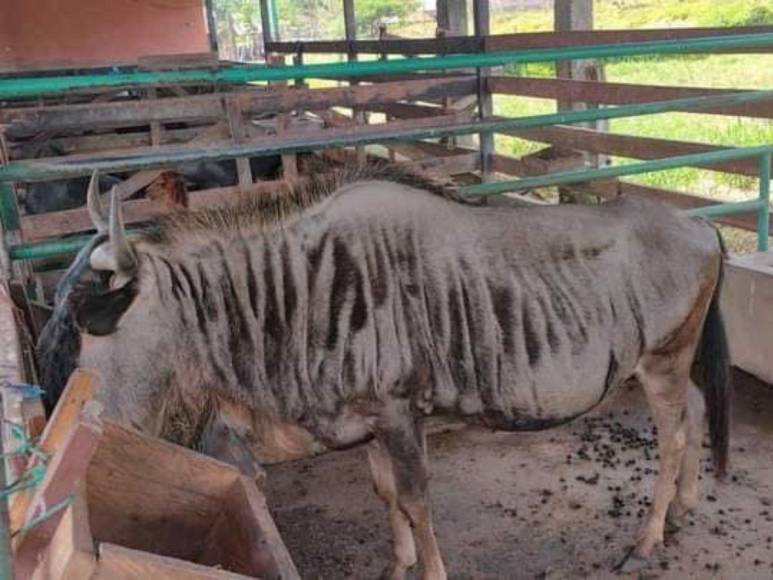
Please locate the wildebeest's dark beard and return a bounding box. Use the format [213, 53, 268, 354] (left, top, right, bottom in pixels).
[36, 305, 80, 414]
[36, 233, 109, 414]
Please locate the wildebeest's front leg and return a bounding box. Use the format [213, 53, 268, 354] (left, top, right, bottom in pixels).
[374, 400, 447, 580]
[367, 440, 418, 579]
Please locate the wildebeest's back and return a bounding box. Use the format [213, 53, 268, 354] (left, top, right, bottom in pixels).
[301, 185, 719, 428]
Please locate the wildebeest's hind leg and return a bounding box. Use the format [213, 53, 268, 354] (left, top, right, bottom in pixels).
[667, 381, 706, 528]
[373, 401, 447, 580]
[367, 440, 418, 579]
[634, 350, 693, 558]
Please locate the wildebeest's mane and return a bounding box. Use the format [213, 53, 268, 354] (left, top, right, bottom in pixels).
[139, 161, 472, 246]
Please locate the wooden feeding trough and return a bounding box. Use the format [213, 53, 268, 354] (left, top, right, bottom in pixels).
[9, 370, 299, 579]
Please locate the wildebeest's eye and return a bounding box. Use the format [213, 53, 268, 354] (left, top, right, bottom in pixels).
[71, 277, 139, 336]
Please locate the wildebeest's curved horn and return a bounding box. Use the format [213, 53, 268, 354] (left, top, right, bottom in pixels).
[108, 185, 137, 273]
[87, 170, 108, 233]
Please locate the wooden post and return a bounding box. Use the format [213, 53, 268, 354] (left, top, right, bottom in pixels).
[344, 0, 367, 167]
[268, 55, 298, 179]
[437, 0, 468, 36]
[225, 97, 254, 190]
[438, 0, 474, 149]
[554, 0, 607, 200]
[473, 0, 494, 182]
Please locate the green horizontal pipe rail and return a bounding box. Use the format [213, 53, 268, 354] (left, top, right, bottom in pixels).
[10, 145, 772, 261]
[460, 145, 773, 195]
[462, 145, 772, 252]
[686, 198, 766, 219]
[2, 89, 773, 183]
[11, 234, 95, 261]
[2, 32, 773, 99]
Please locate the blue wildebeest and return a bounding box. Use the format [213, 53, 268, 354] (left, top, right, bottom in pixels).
[38, 164, 730, 579]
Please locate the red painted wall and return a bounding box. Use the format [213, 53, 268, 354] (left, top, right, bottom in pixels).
[0, 0, 210, 72]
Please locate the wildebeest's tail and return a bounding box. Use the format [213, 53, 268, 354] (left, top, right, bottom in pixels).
[696, 232, 732, 479]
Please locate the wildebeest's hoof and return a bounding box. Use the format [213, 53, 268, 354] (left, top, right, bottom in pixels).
[379, 563, 410, 580]
[665, 499, 693, 533]
[613, 546, 649, 574]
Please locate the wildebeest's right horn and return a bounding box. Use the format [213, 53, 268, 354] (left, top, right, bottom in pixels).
[87, 170, 108, 233]
[108, 185, 137, 273]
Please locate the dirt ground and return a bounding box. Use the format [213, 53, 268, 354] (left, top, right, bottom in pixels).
[265, 370, 773, 579]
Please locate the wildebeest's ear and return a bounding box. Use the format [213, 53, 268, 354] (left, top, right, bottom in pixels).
[71, 279, 138, 336]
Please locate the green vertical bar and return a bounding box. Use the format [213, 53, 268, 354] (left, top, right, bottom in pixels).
[0, 183, 19, 232]
[759, 153, 771, 252]
[268, 0, 279, 40]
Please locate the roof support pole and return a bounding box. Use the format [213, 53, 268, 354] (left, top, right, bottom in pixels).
[474, 0, 494, 182]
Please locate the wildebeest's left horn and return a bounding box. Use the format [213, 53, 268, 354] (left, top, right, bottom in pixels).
[108, 185, 137, 273]
[90, 185, 137, 275]
[87, 170, 108, 233]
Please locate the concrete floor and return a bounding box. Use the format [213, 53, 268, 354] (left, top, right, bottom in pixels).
[265, 371, 773, 579]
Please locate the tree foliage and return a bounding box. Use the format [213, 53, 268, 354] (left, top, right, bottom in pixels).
[355, 0, 422, 36]
[212, 0, 422, 51]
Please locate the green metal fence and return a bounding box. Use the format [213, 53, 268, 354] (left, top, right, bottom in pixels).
[0, 31, 771, 261]
[461, 146, 772, 251]
[2, 32, 773, 99]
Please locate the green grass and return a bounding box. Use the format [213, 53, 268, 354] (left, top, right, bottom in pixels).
[392, 0, 773, 251]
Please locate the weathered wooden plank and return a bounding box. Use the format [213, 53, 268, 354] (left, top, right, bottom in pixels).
[86, 421, 239, 561]
[198, 476, 299, 578]
[500, 123, 765, 177]
[569, 179, 769, 232]
[488, 76, 773, 119]
[94, 543, 254, 580]
[9, 370, 98, 533]
[366, 102, 448, 119]
[137, 52, 220, 71]
[484, 25, 773, 52]
[225, 96, 254, 188]
[19, 142, 478, 242]
[267, 26, 773, 55]
[266, 36, 481, 55]
[2, 76, 477, 137]
[489, 149, 768, 232]
[492, 152, 531, 176]
[13, 410, 103, 579]
[31, 485, 96, 580]
[9, 128, 202, 158]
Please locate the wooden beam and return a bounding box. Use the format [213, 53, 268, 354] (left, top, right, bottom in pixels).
[2, 76, 477, 137]
[484, 25, 773, 52]
[500, 123, 764, 177]
[94, 543, 253, 579]
[266, 36, 480, 55]
[30, 485, 96, 580]
[491, 149, 768, 232]
[13, 410, 103, 579]
[488, 76, 773, 119]
[9, 370, 98, 533]
[266, 25, 773, 55]
[569, 179, 769, 232]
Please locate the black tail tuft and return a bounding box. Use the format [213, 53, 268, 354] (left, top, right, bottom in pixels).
[696, 246, 732, 479]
